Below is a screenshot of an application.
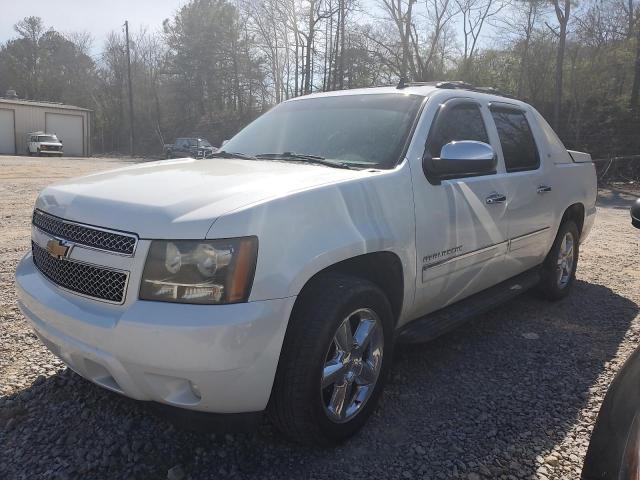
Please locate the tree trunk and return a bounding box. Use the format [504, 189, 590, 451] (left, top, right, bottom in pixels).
[401, 0, 414, 79]
[516, 3, 536, 98]
[552, 0, 570, 131]
[631, 23, 640, 111]
[332, 4, 341, 90]
[338, 0, 346, 89]
[305, 0, 315, 93]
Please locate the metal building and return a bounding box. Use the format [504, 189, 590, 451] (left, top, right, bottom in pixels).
[0, 91, 91, 156]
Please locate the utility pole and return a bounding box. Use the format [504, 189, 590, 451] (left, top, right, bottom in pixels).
[124, 20, 135, 157]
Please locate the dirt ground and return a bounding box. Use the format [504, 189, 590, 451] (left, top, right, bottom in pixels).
[1, 155, 639, 480]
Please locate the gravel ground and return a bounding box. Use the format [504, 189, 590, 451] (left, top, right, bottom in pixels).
[1, 156, 639, 480]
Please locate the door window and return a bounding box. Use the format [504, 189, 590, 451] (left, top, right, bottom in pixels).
[425, 103, 489, 159]
[490, 107, 539, 172]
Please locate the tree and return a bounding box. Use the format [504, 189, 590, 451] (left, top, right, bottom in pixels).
[631, 3, 640, 111]
[549, 0, 571, 129]
[0, 16, 95, 104]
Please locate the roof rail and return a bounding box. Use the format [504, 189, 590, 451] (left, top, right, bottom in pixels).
[396, 78, 439, 89]
[395, 79, 515, 99]
[435, 81, 516, 99]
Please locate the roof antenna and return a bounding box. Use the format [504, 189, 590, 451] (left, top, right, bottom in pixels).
[396, 77, 408, 89]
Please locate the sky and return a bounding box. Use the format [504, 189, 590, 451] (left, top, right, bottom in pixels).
[0, 0, 189, 55]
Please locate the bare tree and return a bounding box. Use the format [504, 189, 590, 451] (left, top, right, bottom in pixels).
[455, 0, 505, 76]
[379, 0, 418, 79]
[548, 0, 571, 129]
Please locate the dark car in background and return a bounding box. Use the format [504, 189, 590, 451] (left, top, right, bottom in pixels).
[581, 198, 640, 480]
[164, 137, 217, 159]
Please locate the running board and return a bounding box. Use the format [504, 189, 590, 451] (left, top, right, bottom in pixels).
[396, 268, 540, 344]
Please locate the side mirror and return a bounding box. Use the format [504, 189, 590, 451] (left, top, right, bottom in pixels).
[423, 140, 497, 183]
[632, 198, 640, 229]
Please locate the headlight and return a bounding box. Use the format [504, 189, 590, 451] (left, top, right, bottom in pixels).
[139, 237, 258, 304]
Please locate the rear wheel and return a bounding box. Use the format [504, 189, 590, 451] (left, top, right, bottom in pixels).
[537, 220, 580, 300]
[269, 273, 394, 446]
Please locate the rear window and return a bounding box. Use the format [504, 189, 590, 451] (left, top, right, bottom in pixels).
[490, 107, 539, 172]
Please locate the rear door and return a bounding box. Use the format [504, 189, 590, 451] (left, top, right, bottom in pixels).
[411, 97, 510, 317]
[488, 103, 555, 276]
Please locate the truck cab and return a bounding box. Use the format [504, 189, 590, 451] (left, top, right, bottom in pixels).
[16, 82, 597, 446]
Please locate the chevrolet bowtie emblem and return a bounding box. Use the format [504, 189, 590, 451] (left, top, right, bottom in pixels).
[46, 239, 72, 259]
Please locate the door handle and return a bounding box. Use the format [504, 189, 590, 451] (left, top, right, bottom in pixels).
[537, 185, 552, 194]
[485, 192, 507, 205]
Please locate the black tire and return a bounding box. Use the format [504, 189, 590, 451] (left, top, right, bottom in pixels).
[537, 220, 580, 301]
[268, 272, 394, 446]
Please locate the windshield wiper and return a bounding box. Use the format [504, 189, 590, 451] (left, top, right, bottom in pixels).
[209, 150, 257, 160]
[255, 152, 353, 169]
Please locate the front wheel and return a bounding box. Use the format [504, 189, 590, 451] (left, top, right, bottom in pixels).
[269, 273, 394, 446]
[537, 220, 580, 300]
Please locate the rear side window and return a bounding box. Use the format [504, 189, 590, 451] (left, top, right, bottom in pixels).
[490, 108, 539, 172]
[425, 103, 489, 158]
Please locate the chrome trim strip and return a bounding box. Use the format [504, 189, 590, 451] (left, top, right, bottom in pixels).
[507, 227, 550, 250]
[423, 241, 508, 270]
[33, 209, 138, 257]
[422, 227, 551, 271]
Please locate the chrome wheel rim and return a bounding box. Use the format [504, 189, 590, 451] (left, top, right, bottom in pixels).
[556, 231, 575, 288]
[321, 308, 384, 423]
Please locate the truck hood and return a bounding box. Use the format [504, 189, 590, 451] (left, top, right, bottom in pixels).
[35, 158, 367, 238]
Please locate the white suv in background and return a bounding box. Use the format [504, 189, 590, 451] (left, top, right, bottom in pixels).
[27, 132, 64, 156]
[16, 82, 597, 445]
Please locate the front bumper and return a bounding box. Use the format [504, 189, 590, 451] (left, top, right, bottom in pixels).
[16, 253, 295, 413]
[39, 151, 64, 156]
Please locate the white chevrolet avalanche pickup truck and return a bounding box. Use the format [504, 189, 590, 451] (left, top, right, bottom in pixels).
[16, 82, 597, 445]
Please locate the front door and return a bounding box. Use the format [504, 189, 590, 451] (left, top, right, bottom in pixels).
[410, 97, 510, 318]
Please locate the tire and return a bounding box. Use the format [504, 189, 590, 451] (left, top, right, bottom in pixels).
[268, 272, 394, 446]
[537, 220, 580, 300]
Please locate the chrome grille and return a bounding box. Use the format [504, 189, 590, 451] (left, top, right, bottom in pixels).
[32, 210, 137, 255]
[31, 242, 128, 303]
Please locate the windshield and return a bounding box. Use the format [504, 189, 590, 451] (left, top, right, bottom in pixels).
[198, 139, 212, 148]
[38, 135, 58, 142]
[222, 93, 424, 169]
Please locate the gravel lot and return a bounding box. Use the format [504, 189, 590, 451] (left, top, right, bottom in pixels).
[1, 155, 639, 480]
